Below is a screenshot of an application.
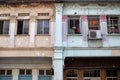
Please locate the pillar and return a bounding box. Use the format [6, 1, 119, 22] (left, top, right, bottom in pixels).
[78, 69, 84, 80]
[12, 69, 19, 80]
[54, 49, 64, 80]
[55, 3, 63, 47]
[9, 16, 16, 48]
[32, 69, 39, 80]
[29, 16, 36, 47]
[101, 69, 106, 80]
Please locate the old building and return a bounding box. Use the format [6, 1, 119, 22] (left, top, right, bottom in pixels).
[54, 0, 120, 80]
[0, 0, 56, 80]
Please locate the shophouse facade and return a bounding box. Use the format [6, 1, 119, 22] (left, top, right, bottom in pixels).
[0, 1, 55, 80]
[0, 0, 120, 80]
[54, 0, 120, 80]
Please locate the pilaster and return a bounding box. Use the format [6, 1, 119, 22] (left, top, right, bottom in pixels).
[55, 3, 63, 47]
[12, 69, 19, 80]
[29, 16, 36, 47]
[54, 47, 64, 80]
[101, 69, 106, 80]
[32, 69, 39, 80]
[9, 16, 16, 48]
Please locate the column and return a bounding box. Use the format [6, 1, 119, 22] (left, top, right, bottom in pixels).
[29, 16, 36, 47]
[32, 69, 39, 80]
[78, 69, 83, 80]
[9, 16, 16, 48]
[101, 69, 106, 80]
[12, 69, 19, 80]
[55, 3, 63, 47]
[54, 49, 64, 80]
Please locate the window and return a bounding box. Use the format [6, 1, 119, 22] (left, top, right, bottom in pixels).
[66, 69, 78, 80]
[19, 69, 32, 75]
[37, 19, 49, 34]
[84, 69, 100, 77]
[107, 16, 120, 34]
[68, 17, 80, 34]
[39, 69, 52, 75]
[88, 16, 99, 30]
[106, 70, 118, 80]
[0, 20, 9, 34]
[0, 69, 12, 75]
[17, 20, 29, 34]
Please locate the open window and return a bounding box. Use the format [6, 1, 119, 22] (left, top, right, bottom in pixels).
[68, 16, 81, 34]
[0, 20, 9, 34]
[88, 16, 99, 30]
[107, 16, 120, 34]
[17, 20, 29, 34]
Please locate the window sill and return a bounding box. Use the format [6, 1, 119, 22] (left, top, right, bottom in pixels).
[35, 34, 51, 36]
[108, 34, 120, 36]
[0, 34, 9, 36]
[15, 34, 30, 36]
[67, 34, 82, 36]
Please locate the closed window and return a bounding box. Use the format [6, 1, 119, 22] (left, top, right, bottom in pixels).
[0, 20, 9, 34]
[107, 16, 120, 34]
[68, 17, 80, 34]
[17, 20, 29, 34]
[37, 19, 49, 34]
[88, 16, 99, 30]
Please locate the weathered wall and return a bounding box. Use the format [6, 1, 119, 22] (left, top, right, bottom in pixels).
[0, 3, 55, 48]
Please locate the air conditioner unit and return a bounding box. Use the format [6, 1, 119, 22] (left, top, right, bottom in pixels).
[89, 30, 102, 39]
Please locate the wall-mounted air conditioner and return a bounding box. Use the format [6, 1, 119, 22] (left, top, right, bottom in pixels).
[89, 30, 102, 39]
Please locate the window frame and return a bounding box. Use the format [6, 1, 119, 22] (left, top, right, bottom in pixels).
[0, 20, 10, 35]
[17, 19, 29, 35]
[68, 16, 81, 34]
[107, 16, 120, 34]
[0, 69, 12, 76]
[88, 16, 100, 30]
[106, 69, 118, 80]
[37, 19, 49, 35]
[39, 69, 52, 76]
[66, 69, 78, 80]
[19, 69, 32, 75]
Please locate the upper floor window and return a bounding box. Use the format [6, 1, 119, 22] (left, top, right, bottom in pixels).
[68, 17, 80, 34]
[17, 20, 29, 34]
[37, 19, 49, 34]
[0, 20, 9, 34]
[107, 16, 120, 34]
[88, 16, 99, 30]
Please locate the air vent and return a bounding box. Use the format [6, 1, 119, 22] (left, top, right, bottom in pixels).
[89, 30, 102, 39]
[18, 13, 29, 16]
[38, 13, 49, 16]
[0, 14, 10, 17]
